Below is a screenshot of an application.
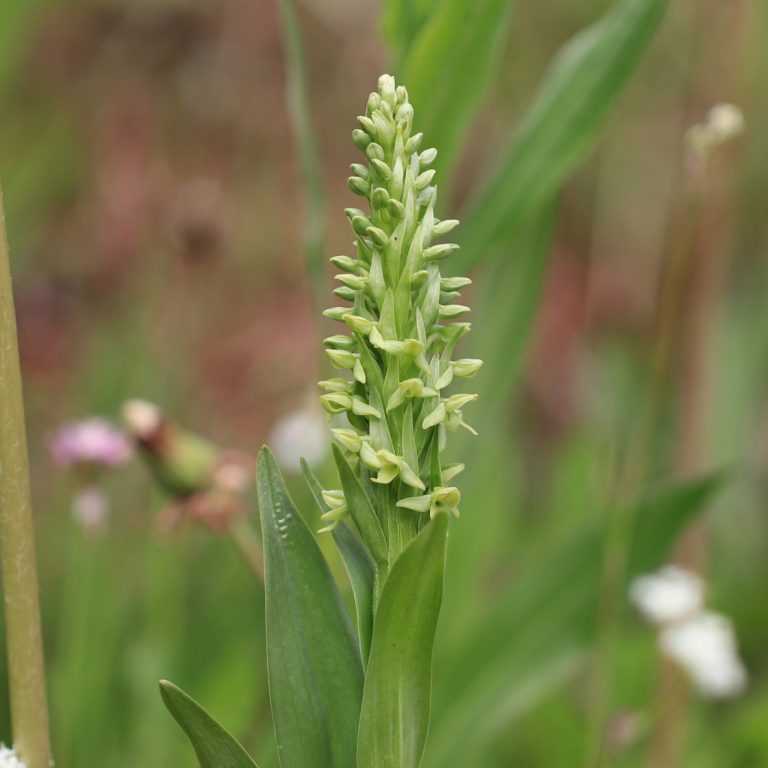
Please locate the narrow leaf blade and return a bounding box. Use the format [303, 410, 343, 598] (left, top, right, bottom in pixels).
[332, 443, 389, 568]
[456, 0, 667, 271]
[159, 680, 258, 768]
[257, 447, 363, 768]
[400, 0, 516, 181]
[357, 514, 449, 768]
[302, 458, 376, 661]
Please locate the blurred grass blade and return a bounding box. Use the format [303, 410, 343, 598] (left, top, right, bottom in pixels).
[357, 514, 448, 768]
[257, 447, 363, 768]
[393, 0, 516, 182]
[380, 0, 441, 73]
[471, 205, 555, 432]
[455, 0, 668, 272]
[302, 458, 376, 661]
[277, 0, 326, 315]
[159, 680, 259, 768]
[425, 474, 721, 766]
[332, 443, 389, 570]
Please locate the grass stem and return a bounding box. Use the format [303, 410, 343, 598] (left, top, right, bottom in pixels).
[0, 183, 52, 768]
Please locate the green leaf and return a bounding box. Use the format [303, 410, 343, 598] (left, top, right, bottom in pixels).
[302, 458, 376, 661]
[159, 680, 258, 768]
[332, 443, 389, 569]
[257, 447, 363, 768]
[455, 0, 667, 272]
[395, 0, 515, 183]
[467, 206, 555, 435]
[357, 514, 449, 768]
[380, 0, 441, 73]
[424, 474, 722, 767]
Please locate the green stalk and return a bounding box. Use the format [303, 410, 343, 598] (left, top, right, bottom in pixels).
[0, 183, 52, 767]
[277, 0, 327, 321]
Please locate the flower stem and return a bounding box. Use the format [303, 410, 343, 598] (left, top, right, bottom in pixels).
[0, 183, 52, 768]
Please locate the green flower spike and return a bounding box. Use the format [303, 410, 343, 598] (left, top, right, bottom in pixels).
[319, 74, 480, 549]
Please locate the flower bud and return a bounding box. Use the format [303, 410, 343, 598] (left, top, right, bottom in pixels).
[335, 273, 367, 290]
[372, 187, 389, 209]
[434, 220, 460, 239]
[357, 115, 377, 137]
[452, 359, 483, 378]
[333, 286, 357, 301]
[419, 147, 438, 167]
[439, 304, 471, 319]
[323, 306, 352, 321]
[330, 255, 359, 272]
[440, 275, 471, 290]
[352, 128, 371, 150]
[405, 132, 423, 153]
[365, 142, 385, 162]
[343, 314, 375, 335]
[351, 215, 373, 237]
[323, 334, 355, 349]
[378, 74, 396, 104]
[423, 243, 459, 262]
[371, 158, 392, 180]
[319, 378, 353, 393]
[326, 348, 357, 370]
[348, 176, 370, 196]
[388, 199, 405, 218]
[414, 169, 436, 190]
[366, 226, 389, 247]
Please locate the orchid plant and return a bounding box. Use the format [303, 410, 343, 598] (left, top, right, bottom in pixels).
[160, 74, 479, 768]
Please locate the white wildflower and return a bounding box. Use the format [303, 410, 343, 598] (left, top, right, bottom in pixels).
[707, 103, 744, 143]
[0, 745, 28, 768]
[269, 400, 330, 471]
[659, 612, 747, 699]
[72, 486, 109, 531]
[121, 399, 162, 440]
[629, 566, 704, 625]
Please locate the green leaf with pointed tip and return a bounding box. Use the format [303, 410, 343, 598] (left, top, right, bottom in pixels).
[257, 447, 363, 768]
[302, 458, 376, 661]
[159, 680, 258, 768]
[357, 513, 449, 768]
[455, 0, 667, 272]
[332, 443, 389, 569]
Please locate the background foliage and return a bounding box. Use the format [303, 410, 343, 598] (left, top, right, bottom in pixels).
[0, 0, 767, 766]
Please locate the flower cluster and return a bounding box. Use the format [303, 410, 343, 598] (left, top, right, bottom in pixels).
[318, 74, 481, 532]
[0, 745, 27, 768]
[49, 417, 133, 531]
[630, 565, 747, 699]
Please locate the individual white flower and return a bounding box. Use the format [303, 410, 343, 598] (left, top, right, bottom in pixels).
[72, 486, 109, 532]
[707, 103, 744, 143]
[659, 612, 747, 699]
[0, 745, 28, 768]
[629, 566, 704, 625]
[269, 400, 330, 471]
[121, 399, 163, 440]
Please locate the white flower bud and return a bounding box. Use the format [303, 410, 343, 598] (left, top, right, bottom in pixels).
[122, 399, 162, 439]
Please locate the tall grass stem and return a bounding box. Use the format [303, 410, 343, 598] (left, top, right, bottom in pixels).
[0, 183, 52, 768]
